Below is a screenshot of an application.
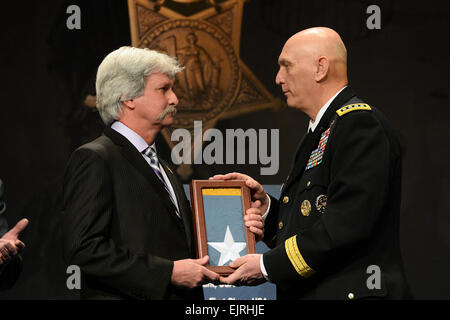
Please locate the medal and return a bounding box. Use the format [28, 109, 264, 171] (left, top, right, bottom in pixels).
[315, 194, 327, 214]
[300, 200, 311, 216]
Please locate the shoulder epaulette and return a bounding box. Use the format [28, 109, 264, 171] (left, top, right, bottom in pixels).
[336, 103, 371, 117]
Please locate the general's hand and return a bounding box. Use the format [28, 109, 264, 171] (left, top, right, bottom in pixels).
[171, 255, 220, 288]
[245, 201, 264, 242]
[220, 254, 266, 287]
[211, 172, 269, 215]
[0, 218, 28, 265]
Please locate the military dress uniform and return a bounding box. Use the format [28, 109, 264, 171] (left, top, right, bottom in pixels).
[262, 87, 410, 300]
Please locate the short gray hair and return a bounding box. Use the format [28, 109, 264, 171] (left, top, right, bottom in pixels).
[95, 46, 184, 125]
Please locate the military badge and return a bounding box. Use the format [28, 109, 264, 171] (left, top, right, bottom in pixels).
[300, 200, 311, 216]
[305, 126, 331, 170]
[315, 194, 327, 214]
[336, 103, 371, 117]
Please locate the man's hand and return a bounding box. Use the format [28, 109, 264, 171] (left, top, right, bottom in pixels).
[220, 254, 266, 287]
[171, 255, 220, 288]
[211, 172, 269, 216]
[0, 218, 29, 265]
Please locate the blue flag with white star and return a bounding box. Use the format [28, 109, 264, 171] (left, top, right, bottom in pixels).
[202, 188, 248, 266]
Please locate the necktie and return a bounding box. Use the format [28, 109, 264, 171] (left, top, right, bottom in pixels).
[143, 146, 181, 218]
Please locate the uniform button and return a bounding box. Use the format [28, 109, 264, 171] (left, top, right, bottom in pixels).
[282, 196, 289, 204]
[347, 293, 355, 300]
[306, 180, 311, 187]
[278, 221, 283, 230]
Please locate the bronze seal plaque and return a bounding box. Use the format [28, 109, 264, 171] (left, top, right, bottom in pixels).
[140, 19, 241, 129]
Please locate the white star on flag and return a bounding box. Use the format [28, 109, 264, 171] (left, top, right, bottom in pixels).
[208, 225, 247, 266]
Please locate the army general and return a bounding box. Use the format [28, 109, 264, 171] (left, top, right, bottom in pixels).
[214, 27, 411, 300]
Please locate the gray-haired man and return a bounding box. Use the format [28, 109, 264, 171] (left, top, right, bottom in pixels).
[61, 47, 220, 300]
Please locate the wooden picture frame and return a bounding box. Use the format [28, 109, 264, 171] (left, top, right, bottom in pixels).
[189, 180, 256, 275]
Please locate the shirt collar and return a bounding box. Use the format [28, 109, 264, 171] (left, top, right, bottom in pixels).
[308, 86, 347, 133]
[110, 121, 155, 153]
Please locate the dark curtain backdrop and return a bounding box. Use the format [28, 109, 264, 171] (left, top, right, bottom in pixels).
[0, 0, 449, 299]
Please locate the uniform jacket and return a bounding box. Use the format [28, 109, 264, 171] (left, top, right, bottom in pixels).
[263, 87, 410, 300]
[61, 127, 203, 300]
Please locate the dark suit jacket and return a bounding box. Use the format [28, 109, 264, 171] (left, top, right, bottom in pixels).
[0, 179, 22, 290]
[61, 127, 203, 300]
[263, 87, 411, 300]
[0, 255, 22, 290]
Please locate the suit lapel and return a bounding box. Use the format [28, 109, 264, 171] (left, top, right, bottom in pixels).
[159, 158, 193, 249]
[283, 87, 357, 193]
[103, 127, 183, 227]
[281, 130, 313, 194]
[284, 130, 319, 192]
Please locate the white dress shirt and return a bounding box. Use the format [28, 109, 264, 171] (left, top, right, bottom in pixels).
[308, 86, 347, 133]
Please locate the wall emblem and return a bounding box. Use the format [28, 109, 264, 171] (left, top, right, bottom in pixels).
[128, 0, 281, 178]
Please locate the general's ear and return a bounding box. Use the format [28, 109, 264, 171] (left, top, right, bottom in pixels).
[315, 56, 329, 82]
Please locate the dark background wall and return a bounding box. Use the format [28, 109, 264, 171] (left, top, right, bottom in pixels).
[0, 0, 449, 299]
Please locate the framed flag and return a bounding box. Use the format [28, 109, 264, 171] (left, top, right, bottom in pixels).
[189, 180, 256, 275]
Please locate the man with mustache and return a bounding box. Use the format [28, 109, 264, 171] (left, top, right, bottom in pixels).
[214, 27, 411, 299]
[61, 47, 221, 299]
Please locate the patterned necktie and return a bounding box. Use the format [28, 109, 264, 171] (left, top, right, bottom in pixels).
[143, 146, 181, 218]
